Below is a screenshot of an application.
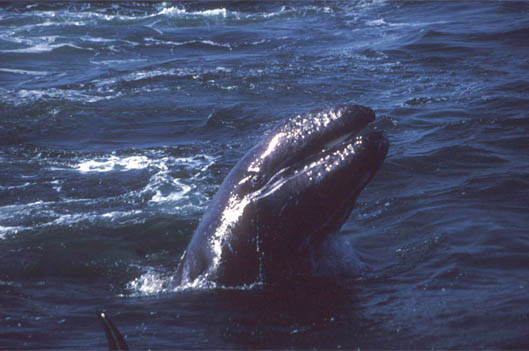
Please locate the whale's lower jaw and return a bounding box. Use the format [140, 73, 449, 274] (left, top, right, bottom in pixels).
[175, 105, 388, 287]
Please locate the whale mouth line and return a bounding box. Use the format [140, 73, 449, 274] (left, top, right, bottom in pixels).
[322, 131, 356, 152]
[256, 126, 377, 199]
[287, 127, 374, 176]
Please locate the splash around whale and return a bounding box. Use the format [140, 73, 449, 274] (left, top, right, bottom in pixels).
[175, 105, 389, 287]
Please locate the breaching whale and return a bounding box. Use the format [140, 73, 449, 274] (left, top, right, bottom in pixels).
[175, 105, 388, 287]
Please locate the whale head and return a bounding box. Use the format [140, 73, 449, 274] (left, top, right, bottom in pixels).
[177, 105, 388, 286]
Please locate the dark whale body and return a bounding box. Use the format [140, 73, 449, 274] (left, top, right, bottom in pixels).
[175, 105, 388, 287]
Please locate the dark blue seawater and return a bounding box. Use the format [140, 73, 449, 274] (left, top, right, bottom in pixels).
[1, 1, 529, 349]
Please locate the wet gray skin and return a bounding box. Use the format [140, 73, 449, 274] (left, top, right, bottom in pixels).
[175, 105, 389, 287]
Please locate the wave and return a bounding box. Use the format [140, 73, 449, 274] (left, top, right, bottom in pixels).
[0, 68, 49, 76]
[0, 88, 121, 106]
[158, 6, 234, 19]
[1, 3, 337, 31]
[0, 150, 217, 238]
[144, 37, 232, 49]
[154, 4, 333, 22]
[125, 265, 263, 296]
[75, 155, 154, 173]
[365, 18, 448, 28]
[91, 66, 233, 90]
[0, 43, 93, 54]
[2, 5, 237, 26]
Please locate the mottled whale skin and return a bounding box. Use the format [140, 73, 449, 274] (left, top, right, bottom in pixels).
[175, 105, 388, 286]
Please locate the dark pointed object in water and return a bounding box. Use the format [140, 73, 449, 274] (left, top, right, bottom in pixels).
[97, 311, 129, 351]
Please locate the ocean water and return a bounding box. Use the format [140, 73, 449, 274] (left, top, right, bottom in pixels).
[1, 1, 529, 349]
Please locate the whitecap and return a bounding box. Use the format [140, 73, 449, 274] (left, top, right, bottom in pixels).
[158, 6, 234, 19]
[9, 88, 121, 106]
[261, 6, 293, 19]
[30, 9, 144, 23]
[1, 43, 93, 54]
[81, 37, 139, 47]
[124, 266, 257, 295]
[366, 17, 449, 28]
[1, 151, 216, 234]
[13, 20, 84, 32]
[0, 34, 56, 46]
[49, 213, 87, 226]
[89, 58, 147, 66]
[144, 38, 232, 49]
[101, 210, 143, 220]
[149, 181, 192, 204]
[144, 37, 187, 47]
[75, 155, 153, 173]
[366, 18, 387, 26]
[79, 37, 114, 43]
[199, 40, 232, 49]
[126, 267, 177, 296]
[0, 225, 26, 238]
[138, 154, 216, 212]
[221, 85, 238, 91]
[0, 200, 46, 211]
[0, 182, 32, 190]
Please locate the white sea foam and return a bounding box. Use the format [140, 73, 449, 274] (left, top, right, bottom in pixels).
[27, 9, 141, 23]
[0, 33, 54, 46]
[0, 152, 216, 236]
[89, 58, 147, 66]
[0, 182, 32, 190]
[80, 37, 139, 48]
[70, 152, 215, 212]
[125, 266, 264, 295]
[0, 225, 26, 238]
[1, 43, 92, 54]
[126, 267, 177, 296]
[155, 4, 331, 22]
[126, 268, 205, 295]
[101, 210, 143, 220]
[0, 200, 46, 211]
[76, 155, 152, 173]
[158, 6, 233, 19]
[0, 199, 144, 233]
[0, 201, 56, 231]
[366, 17, 449, 28]
[144, 37, 232, 49]
[8, 88, 121, 105]
[22, 6, 236, 25]
[351, 0, 388, 10]
[199, 40, 232, 49]
[366, 18, 387, 26]
[49, 213, 87, 226]
[149, 179, 192, 204]
[93, 66, 231, 87]
[142, 154, 216, 211]
[261, 6, 292, 19]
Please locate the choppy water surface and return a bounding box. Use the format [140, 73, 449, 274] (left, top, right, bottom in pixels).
[1, 1, 529, 349]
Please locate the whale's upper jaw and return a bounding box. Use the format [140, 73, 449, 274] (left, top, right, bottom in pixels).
[254, 130, 388, 201]
[244, 105, 376, 183]
[249, 105, 387, 198]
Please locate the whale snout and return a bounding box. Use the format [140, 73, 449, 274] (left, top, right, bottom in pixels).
[366, 131, 389, 153]
[355, 131, 389, 168]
